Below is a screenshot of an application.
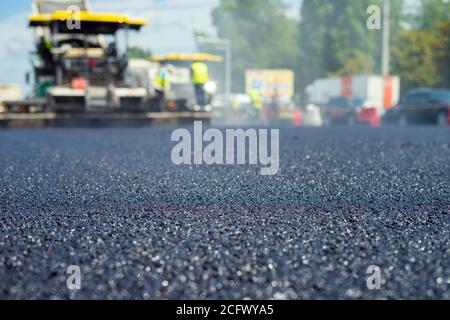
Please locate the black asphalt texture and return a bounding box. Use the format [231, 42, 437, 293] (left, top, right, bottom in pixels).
[0, 125, 449, 300]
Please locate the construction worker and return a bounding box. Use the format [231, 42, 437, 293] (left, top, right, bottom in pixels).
[232, 95, 241, 111]
[191, 60, 209, 109]
[37, 37, 54, 74]
[248, 88, 263, 117]
[269, 89, 281, 121]
[154, 67, 171, 111]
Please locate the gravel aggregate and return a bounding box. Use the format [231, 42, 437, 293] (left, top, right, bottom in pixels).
[0, 125, 449, 299]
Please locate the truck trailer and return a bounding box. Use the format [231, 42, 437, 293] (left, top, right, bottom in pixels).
[306, 75, 401, 112]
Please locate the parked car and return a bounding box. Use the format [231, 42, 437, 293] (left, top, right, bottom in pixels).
[383, 88, 450, 126]
[321, 96, 380, 126]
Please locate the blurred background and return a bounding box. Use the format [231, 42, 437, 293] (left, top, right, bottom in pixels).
[0, 0, 449, 127]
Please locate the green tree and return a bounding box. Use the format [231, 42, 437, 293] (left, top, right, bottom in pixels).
[433, 21, 450, 87]
[298, 0, 378, 92]
[212, 0, 299, 92]
[331, 52, 374, 77]
[415, 0, 450, 30]
[298, 0, 405, 96]
[297, 0, 334, 90]
[391, 1, 450, 92]
[391, 30, 441, 91]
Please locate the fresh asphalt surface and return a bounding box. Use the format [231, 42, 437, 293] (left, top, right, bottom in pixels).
[0, 124, 449, 299]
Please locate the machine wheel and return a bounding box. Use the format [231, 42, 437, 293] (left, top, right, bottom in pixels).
[177, 99, 191, 112]
[50, 96, 86, 113]
[120, 97, 145, 112]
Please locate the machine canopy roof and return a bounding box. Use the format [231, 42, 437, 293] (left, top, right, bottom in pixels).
[29, 11, 148, 34]
[151, 53, 224, 63]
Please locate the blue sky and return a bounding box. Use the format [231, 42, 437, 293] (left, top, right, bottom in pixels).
[0, 2, 30, 19]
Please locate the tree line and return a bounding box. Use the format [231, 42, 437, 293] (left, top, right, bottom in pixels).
[211, 0, 450, 100]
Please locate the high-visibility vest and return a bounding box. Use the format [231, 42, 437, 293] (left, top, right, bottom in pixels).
[232, 97, 241, 110]
[248, 89, 263, 110]
[155, 70, 170, 89]
[43, 39, 53, 49]
[191, 62, 209, 84]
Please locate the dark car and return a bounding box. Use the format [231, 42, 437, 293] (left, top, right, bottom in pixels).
[321, 96, 360, 125]
[383, 88, 450, 126]
[321, 96, 372, 125]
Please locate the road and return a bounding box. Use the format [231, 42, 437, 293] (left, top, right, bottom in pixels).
[0, 125, 449, 299]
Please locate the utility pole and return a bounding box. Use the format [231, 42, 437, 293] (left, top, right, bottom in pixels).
[195, 36, 232, 96]
[382, 0, 390, 76]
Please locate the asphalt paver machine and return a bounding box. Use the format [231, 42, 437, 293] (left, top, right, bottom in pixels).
[28, 0, 148, 113]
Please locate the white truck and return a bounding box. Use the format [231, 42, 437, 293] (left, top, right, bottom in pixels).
[306, 75, 400, 112]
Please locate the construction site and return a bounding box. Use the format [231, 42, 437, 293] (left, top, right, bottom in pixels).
[0, 0, 449, 304]
[0, 0, 225, 128]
